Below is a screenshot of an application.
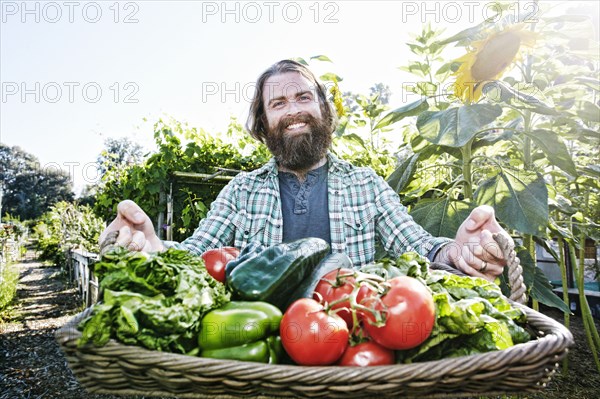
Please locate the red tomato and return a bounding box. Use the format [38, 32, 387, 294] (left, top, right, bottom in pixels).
[313, 268, 357, 327]
[337, 341, 395, 367]
[201, 247, 240, 283]
[280, 298, 349, 365]
[363, 276, 435, 350]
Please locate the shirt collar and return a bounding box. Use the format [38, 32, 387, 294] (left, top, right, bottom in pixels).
[256, 152, 351, 178]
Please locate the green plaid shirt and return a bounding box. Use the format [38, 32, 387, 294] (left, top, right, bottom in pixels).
[172, 153, 451, 267]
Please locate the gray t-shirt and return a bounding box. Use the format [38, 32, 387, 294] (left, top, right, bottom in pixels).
[278, 163, 331, 246]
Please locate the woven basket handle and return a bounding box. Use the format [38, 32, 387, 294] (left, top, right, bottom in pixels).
[493, 233, 527, 304]
[99, 230, 120, 256]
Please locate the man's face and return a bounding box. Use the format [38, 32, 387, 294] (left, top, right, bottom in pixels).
[262, 72, 331, 171]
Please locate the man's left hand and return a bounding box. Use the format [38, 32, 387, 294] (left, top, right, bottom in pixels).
[442, 205, 513, 281]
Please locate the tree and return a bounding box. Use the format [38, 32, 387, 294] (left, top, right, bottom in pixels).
[0, 143, 74, 220]
[96, 137, 145, 177]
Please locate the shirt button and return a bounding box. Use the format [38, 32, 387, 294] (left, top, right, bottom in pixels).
[244, 230, 250, 236]
[356, 222, 361, 228]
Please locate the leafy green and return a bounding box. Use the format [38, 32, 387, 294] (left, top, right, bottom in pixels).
[398, 269, 531, 363]
[78, 248, 230, 354]
[361, 253, 532, 363]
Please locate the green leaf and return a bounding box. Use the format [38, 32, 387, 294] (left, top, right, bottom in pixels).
[437, 23, 489, 45]
[319, 72, 343, 82]
[581, 165, 600, 179]
[577, 101, 600, 122]
[310, 55, 333, 62]
[291, 57, 308, 66]
[375, 99, 429, 129]
[523, 129, 578, 177]
[517, 247, 571, 313]
[411, 135, 462, 160]
[483, 81, 559, 115]
[435, 61, 461, 76]
[574, 77, 600, 91]
[416, 104, 502, 147]
[386, 154, 419, 193]
[474, 170, 548, 235]
[410, 198, 475, 238]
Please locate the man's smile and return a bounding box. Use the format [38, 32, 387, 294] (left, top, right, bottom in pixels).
[286, 122, 307, 130]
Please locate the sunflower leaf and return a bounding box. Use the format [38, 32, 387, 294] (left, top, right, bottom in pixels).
[416, 104, 503, 147]
[409, 198, 475, 238]
[386, 153, 420, 193]
[523, 129, 578, 177]
[375, 98, 429, 129]
[474, 170, 548, 235]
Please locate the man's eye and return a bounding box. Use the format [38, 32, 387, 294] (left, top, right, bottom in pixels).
[299, 95, 312, 102]
[271, 101, 285, 108]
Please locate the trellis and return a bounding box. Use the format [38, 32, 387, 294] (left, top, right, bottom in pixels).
[157, 168, 241, 241]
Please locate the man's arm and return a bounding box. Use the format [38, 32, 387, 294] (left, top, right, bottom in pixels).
[372, 174, 452, 260]
[372, 174, 511, 281]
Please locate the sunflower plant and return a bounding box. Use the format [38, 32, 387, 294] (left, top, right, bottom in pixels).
[379, 4, 600, 372]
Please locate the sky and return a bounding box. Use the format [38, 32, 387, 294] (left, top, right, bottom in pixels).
[1, 0, 599, 195]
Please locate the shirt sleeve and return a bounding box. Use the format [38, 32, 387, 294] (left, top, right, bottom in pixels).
[371, 173, 453, 259]
[164, 176, 242, 255]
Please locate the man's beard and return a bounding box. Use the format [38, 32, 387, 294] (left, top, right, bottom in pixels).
[264, 114, 332, 172]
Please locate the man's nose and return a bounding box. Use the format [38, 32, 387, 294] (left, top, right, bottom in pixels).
[286, 100, 302, 115]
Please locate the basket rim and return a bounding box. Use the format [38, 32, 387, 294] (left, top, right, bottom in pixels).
[56, 301, 574, 379]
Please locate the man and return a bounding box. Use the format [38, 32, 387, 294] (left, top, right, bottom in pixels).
[99, 60, 511, 280]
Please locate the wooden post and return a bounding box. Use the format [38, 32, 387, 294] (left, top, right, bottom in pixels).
[167, 183, 173, 241]
[157, 189, 166, 240]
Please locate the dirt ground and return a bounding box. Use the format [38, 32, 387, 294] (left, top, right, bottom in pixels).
[1, 249, 599, 399]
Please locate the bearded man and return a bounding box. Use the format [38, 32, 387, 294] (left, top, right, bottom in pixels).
[100, 60, 512, 280]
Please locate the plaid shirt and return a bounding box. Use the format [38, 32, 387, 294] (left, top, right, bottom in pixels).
[172, 153, 451, 267]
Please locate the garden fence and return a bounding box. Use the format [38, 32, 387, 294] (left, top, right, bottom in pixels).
[64, 249, 100, 307]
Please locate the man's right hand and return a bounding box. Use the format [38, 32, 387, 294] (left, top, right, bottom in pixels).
[99, 200, 165, 253]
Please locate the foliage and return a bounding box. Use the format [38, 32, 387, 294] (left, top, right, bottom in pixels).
[0, 143, 74, 221]
[375, 7, 598, 314]
[78, 248, 230, 353]
[0, 220, 27, 316]
[34, 201, 104, 265]
[0, 263, 19, 314]
[96, 137, 146, 177]
[93, 117, 270, 241]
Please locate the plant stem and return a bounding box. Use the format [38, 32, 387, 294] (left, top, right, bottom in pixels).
[523, 234, 539, 311]
[461, 138, 474, 200]
[557, 235, 570, 376]
[570, 242, 600, 372]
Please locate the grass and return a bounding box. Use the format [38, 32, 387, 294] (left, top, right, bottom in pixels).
[0, 262, 20, 321]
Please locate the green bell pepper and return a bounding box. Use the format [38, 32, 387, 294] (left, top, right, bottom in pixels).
[199, 301, 283, 363]
[225, 238, 330, 310]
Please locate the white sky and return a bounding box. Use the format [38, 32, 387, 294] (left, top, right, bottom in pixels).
[1, 0, 598, 195]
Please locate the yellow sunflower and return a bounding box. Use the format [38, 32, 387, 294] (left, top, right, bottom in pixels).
[329, 81, 346, 118]
[453, 24, 537, 103]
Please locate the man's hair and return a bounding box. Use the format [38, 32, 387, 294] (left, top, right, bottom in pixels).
[246, 59, 338, 143]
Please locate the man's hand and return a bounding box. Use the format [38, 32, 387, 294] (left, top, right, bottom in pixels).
[98, 200, 165, 253]
[439, 205, 513, 281]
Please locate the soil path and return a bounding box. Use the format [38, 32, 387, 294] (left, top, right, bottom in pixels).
[0, 249, 159, 399]
[0, 248, 598, 399]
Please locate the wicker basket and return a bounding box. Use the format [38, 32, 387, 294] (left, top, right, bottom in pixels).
[56, 234, 574, 398]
